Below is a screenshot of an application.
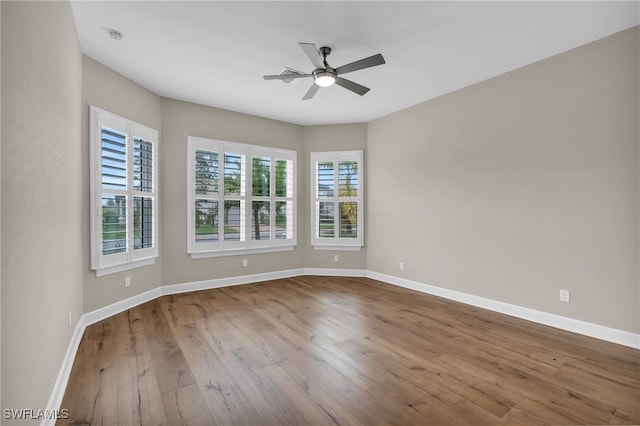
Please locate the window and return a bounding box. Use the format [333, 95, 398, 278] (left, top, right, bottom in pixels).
[311, 151, 364, 250]
[90, 106, 158, 276]
[187, 136, 296, 258]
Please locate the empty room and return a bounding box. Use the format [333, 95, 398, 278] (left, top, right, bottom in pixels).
[1, 1, 639, 425]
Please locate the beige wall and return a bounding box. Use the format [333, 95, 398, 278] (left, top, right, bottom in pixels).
[81, 56, 163, 313]
[160, 98, 305, 286]
[367, 27, 639, 333]
[1, 0, 83, 417]
[303, 124, 368, 269]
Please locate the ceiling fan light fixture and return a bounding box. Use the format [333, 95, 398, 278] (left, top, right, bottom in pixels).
[314, 70, 336, 87]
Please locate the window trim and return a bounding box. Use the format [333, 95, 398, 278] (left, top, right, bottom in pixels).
[90, 106, 159, 277]
[187, 136, 297, 258]
[310, 150, 364, 251]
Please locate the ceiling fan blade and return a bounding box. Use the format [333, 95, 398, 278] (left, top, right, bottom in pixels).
[302, 83, 320, 100]
[335, 53, 386, 75]
[299, 42, 324, 69]
[335, 77, 370, 96]
[263, 73, 312, 80]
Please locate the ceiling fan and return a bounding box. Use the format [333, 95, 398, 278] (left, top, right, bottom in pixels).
[263, 42, 386, 100]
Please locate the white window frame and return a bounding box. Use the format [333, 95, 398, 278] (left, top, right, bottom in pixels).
[310, 150, 364, 251]
[90, 106, 159, 276]
[187, 136, 296, 258]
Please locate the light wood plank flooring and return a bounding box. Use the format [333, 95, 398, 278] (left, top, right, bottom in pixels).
[59, 276, 640, 425]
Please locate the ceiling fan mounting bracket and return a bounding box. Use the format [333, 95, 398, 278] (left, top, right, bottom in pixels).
[319, 46, 332, 58]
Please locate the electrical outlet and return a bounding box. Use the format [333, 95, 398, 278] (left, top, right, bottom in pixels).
[334, 254, 339, 262]
[125, 276, 131, 288]
[560, 289, 570, 302]
[68, 312, 72, 328]
[242, 259, 248, 267]
[399, 262, 405, 270]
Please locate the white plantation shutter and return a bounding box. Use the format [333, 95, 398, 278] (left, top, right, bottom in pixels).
[91, 106, 158, 276]
[251, 155, 270, 241]
[101, 128, 127, 191]
[100, 126, 127, 257]
[274, 158, 294, 241]
[194, 149, 220, 244]
[133, 138, 153, 192]
[338, 160, 359, 239]
[133, 138, 154, 252]
[311, 151, 364, 250]
[223, 151, 246, 243]
[187, 137, 296, 257]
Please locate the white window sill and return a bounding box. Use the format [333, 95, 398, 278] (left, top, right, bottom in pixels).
[312, 245, 363, 251]
[94, 256, 157, 277]
[189, 245, 295, 259]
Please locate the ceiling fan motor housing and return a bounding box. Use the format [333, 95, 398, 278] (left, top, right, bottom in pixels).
[313, 67, 337, 87]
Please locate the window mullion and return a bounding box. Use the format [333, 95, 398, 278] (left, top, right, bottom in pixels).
[245, 150, 253, 243]
[270, 155, 276, 241]
[215, 147, 222, 244]
[219, 148, 225, 243]
[240, 152, 247, 242]
[333, 158, 340, 244]
[126, 130, 134, 258]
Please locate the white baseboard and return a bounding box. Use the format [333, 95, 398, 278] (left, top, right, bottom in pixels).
[83, 287, 163, 326]
[366, 270, 640, 350]
[304, 267, 367, 277]
[42, 319, 86, 426]
[162, 268, 306, 296]
[45, 267, 639, 424]
[81, 268, 306, 327]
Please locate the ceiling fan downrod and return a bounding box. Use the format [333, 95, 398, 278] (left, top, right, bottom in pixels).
[314, 47, 337, 87]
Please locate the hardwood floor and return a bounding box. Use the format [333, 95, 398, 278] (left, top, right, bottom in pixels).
[59, 276, 640, 425]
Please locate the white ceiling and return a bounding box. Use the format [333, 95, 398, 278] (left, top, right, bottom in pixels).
[71, 1, 639, 126]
